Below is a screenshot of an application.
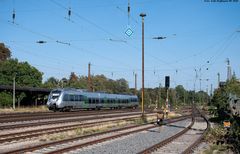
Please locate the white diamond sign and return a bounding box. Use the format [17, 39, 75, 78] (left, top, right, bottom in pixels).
[125, 28, 133, 37]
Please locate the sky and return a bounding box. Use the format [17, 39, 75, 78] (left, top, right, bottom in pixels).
[0, 0, 240, 92]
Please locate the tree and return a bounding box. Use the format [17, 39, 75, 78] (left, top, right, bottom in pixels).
[43, 77, 59, 88]
[93, 75, 108, 92]
[175, 85, 186, 104]
[225, 76, 240, 96]
[0, 59, 43, 107]
[69, 72, 78, 82]
[0, 43, 11, 61]
[0, 59, 43, 87]
[211, 77, 240, 117]
[115, 78, 129, 93]
[0, 91, 12, 107]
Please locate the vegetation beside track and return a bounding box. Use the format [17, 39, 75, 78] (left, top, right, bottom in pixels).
[39, 116, 156, 142]
[0, 105, 49, 113]
[203, 77, 240, 153]
[203, 125, 233, 154]
[38, 112, 182, 142]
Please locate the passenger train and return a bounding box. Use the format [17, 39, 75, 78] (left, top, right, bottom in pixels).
[47, 88, 139, 111]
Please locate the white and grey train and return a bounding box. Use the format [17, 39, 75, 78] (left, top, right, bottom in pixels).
[47, 88, 139, 111]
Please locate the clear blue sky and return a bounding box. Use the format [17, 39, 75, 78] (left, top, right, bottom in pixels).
[0, 0, 240, 92]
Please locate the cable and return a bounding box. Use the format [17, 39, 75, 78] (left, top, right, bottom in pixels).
[50, 0, 123, 40]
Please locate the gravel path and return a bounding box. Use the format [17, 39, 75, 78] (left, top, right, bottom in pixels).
[66, 119, 191, 154]
[27, 124, 154, 154]
[152, 117, 207, 154]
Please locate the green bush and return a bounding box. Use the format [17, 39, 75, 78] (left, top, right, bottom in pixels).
[0, 92, 12, 107]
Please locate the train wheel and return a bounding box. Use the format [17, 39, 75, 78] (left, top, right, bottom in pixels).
[52, 104, 57, 112]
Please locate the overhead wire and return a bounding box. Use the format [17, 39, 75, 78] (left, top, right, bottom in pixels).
[3, 1, 238, 89]
[50, 0, 191, 78]
[1, 13, 136, 73]
[10, 43, 86, 72]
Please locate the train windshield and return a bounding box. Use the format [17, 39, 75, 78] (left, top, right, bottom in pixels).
[50, 90, 61, 100]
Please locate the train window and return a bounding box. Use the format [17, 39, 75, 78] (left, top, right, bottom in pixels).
[63, 94, 69, 101]
[96, 99, 99, 104]
[107, 99, 110, 103]
[118, 100, 120, 103]
[79, 95, 82, 101]
[92, 99, 96, 104]
[111, 99, 113, 103]
[79, 95, 83, 101]
[70, 95, 74, 101]
[88, 98, 91, 104]
[75, 95, 79, 101]
[51, 90, 61, 100]
[101, 99, 104, 103]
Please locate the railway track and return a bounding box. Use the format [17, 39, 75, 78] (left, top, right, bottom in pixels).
[139, 108, 209, 154]
[0, 112, 147, 130]
[0, 107, 191, 123]
[0, 109, 140, 123]
[5, 115, 190, 154]
[0, 114, 157, 144]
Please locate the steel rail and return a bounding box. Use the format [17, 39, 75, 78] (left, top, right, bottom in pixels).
[138, 117, 195, 154]
[0, 116, 153, 143]
[182, 109, 210, 154]
[0, 112, 148, 130]
[46, 116, 191, 154]
[7, 115, 191, 154]
[0, 109, 139, 123]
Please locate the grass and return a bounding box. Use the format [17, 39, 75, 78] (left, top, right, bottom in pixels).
[41, 115, 157, 142]
[205, 126, 227, 143]
[0, 105, 49, 113]
[42, 113, 180, 142]
[202, 144, 232, 154]
[203, 125, 234, 154]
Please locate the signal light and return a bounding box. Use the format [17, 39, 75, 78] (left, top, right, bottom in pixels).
[165, 76, 170, 88]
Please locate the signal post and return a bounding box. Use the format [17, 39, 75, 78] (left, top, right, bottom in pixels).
[165, 76, 170, 118]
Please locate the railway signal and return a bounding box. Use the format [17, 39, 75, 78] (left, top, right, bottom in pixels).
[165, 76, 170, 114]
[165, 76, 170, 88]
